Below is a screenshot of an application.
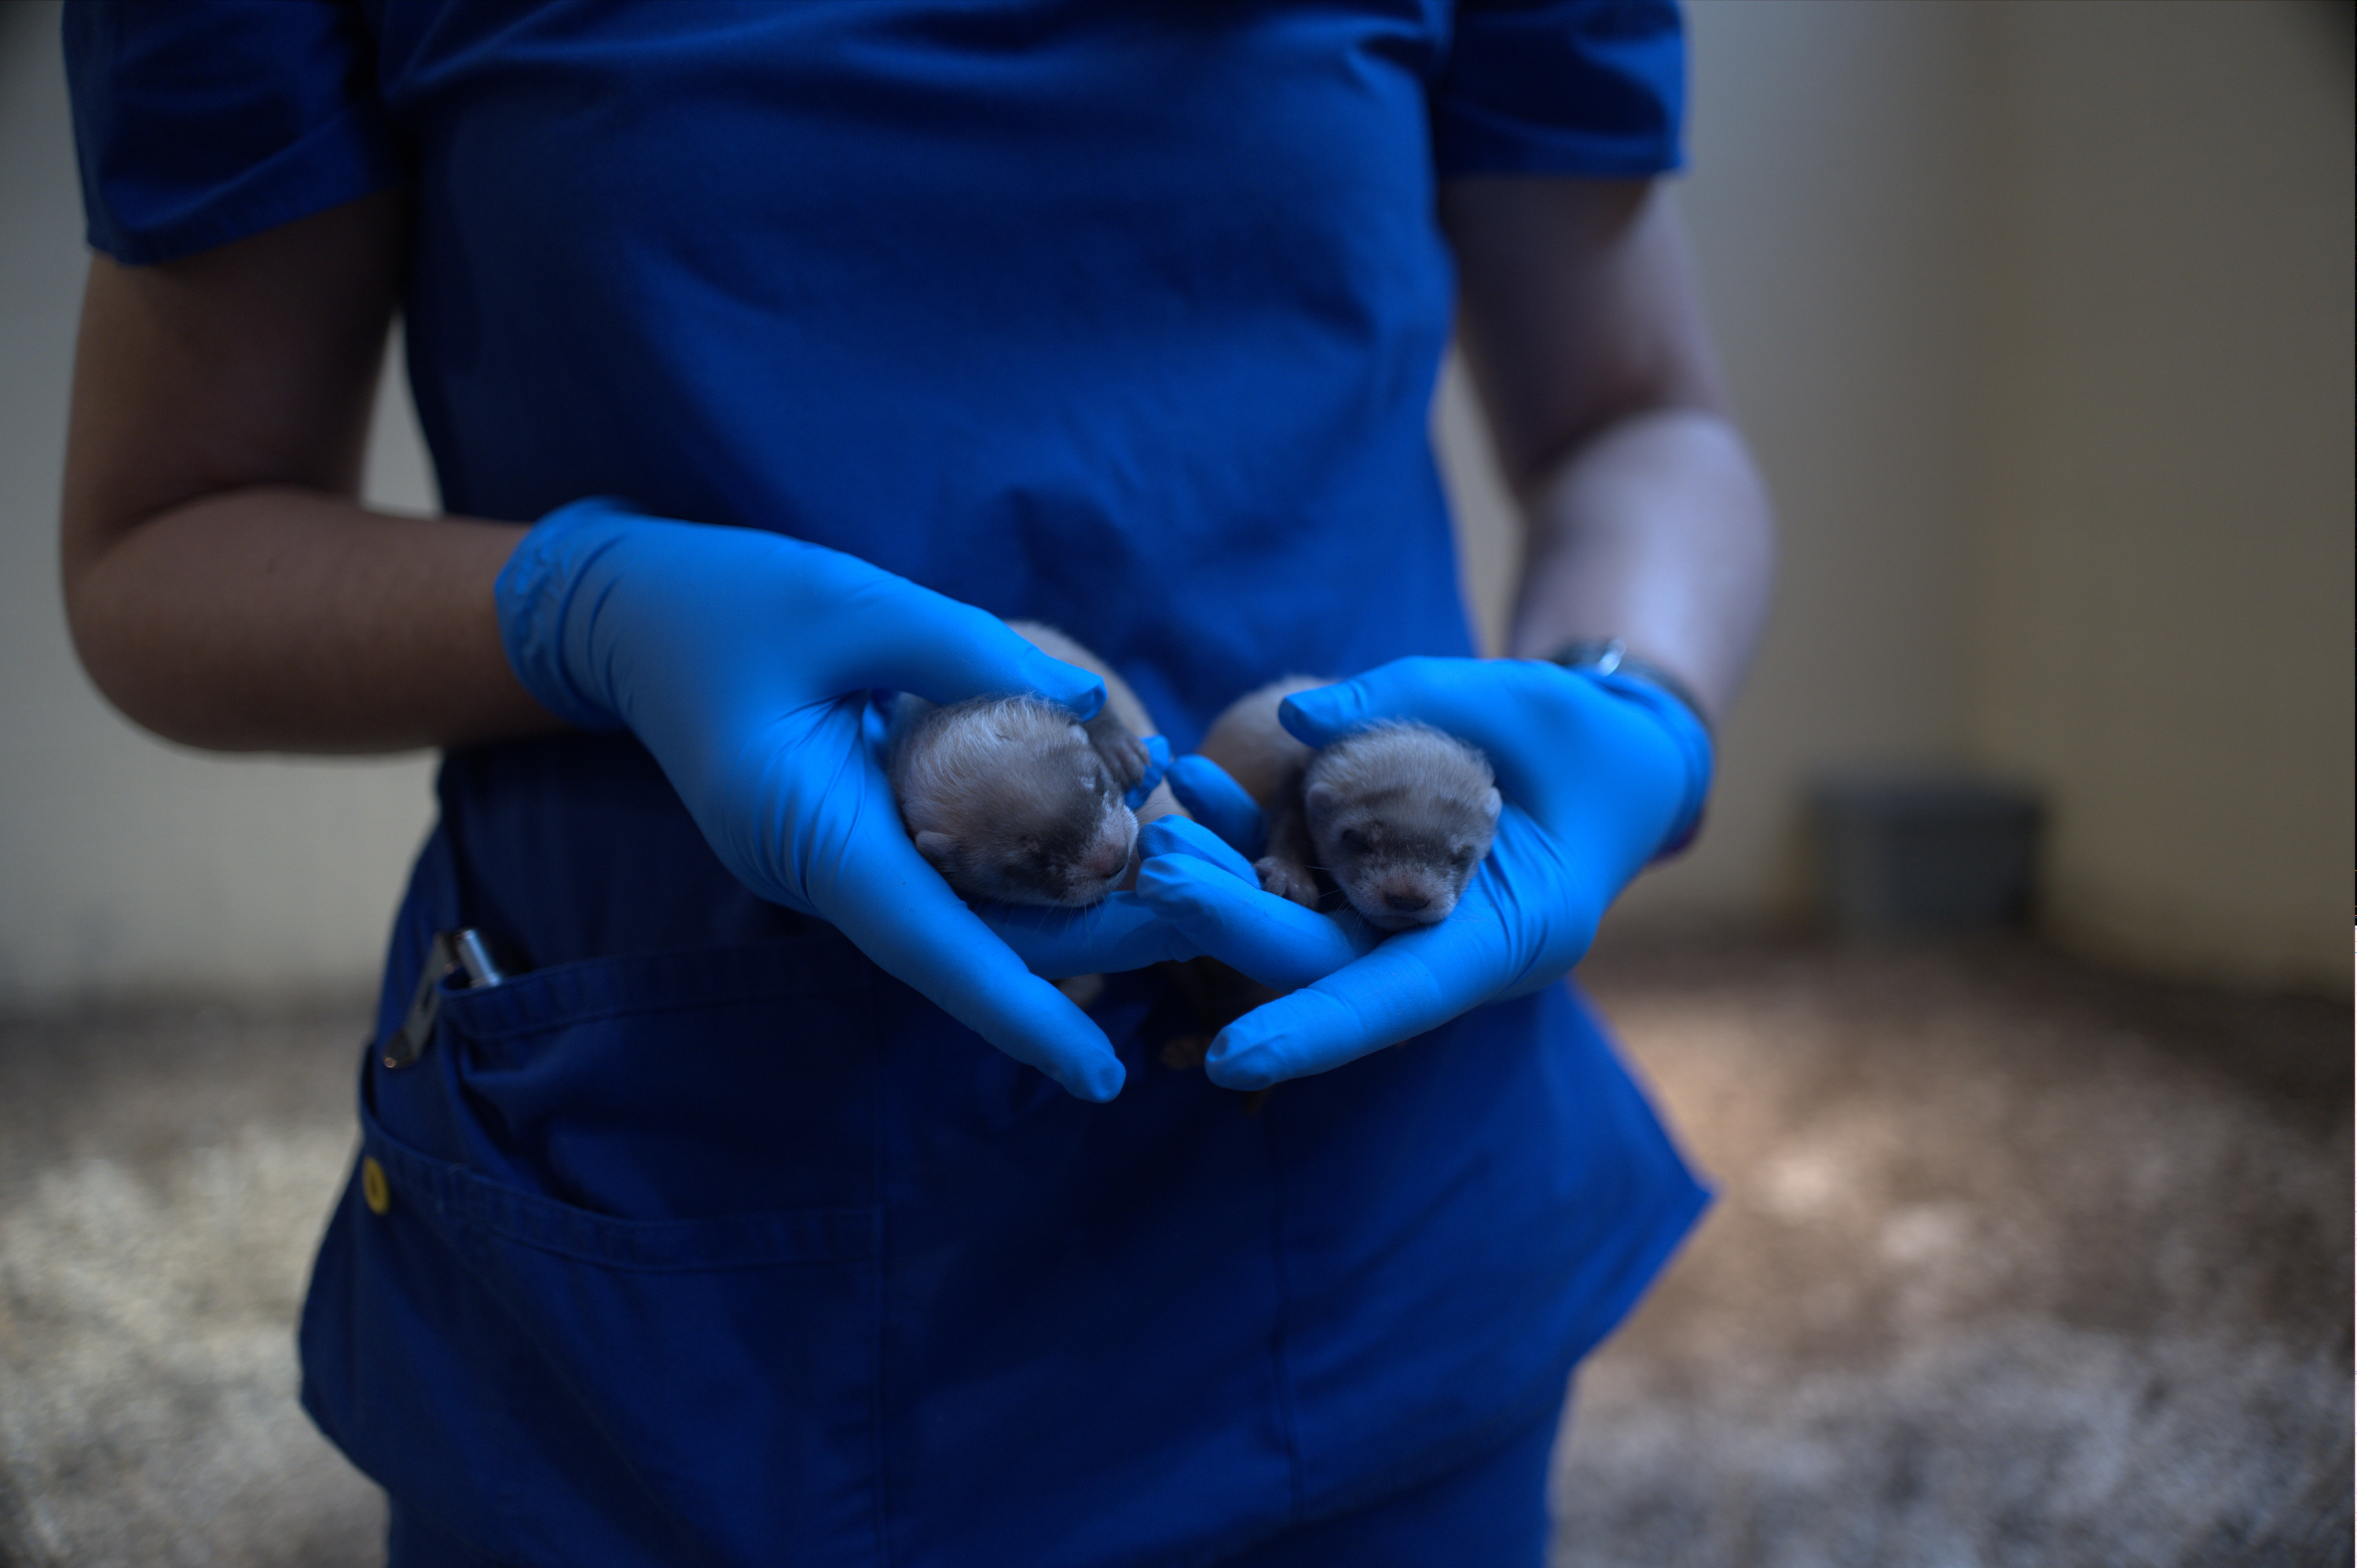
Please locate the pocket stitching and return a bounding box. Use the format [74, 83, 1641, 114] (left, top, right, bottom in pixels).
[434, 939, 873, 1045]
[360, 1101, 878, 1273]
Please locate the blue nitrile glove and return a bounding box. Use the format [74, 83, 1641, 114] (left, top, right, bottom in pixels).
[1140, 657, 1712, 1091]
[497, 497, 1215, 1101]
[915, 722, 1212, 982]
[1133, 810, 1381, 990]
[981, 813, 1252, 980]
[1160, 754, 1270, 859]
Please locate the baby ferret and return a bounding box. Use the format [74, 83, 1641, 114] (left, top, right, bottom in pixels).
[889, 621, 1179, 907]
[1197, 678, 1501, 932]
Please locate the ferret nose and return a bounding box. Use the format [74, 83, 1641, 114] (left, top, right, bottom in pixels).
[1384, 892, 1431, 914]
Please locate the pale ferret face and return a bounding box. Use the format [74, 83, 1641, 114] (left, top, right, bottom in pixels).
[1303, 723, 1501, 932]
[900, 704, 1139, 908]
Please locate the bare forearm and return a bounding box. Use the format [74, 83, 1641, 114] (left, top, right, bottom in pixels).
[1439, 175, 1773, 724]
[65, 487, 555, 753]
[1504, 407, 1774, 725]
[60, 194, 561, 754]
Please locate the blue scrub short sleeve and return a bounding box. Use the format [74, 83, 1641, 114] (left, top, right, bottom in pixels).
[1433, 0, 1686, 178]
[63, 0, 404, 264]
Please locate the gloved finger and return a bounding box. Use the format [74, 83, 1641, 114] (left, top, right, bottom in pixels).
[1164, 754, 1266, 856]
[1201, 914, 1515, 1090]
[838, 893, 1128, 1100]
[967, 811, 1277, 979]
[1277, 655, 1545, 757]
[1138, 815, 1261, 885]
[977, 891, 1201, 980]
[1271, 655, 1464, 741]
[1132, 852, 1373, 992]
[798, 562, 1106, 718]
[1452, 808, 1610, 990]
[1281, 657, 1663, 815]
[813, 821, 1127, 1100]
[1125, 736, 1172, 812]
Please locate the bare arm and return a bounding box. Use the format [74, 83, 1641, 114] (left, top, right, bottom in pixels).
[1440, 177, 1774, 725]
[60, 189, 558, 753]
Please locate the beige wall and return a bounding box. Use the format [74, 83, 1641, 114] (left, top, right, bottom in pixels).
[1611, 0, 1998, 929]
[1451, 0, 2000, 929]
[0, 2, 438, 1005]
[2, 1, 2347, 1004]
[1452, 0, 2350, 993]
[1971, 1, 2353, 991]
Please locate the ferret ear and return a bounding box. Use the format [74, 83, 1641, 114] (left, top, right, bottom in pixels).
[913, 831, 961, 872]
[1479, 786, 1501, 824]
[1304, 779, 1342, 820]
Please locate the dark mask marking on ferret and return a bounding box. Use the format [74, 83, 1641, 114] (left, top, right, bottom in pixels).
[1198, 681, 1500, 933]
[1297, 723, 1500, 931]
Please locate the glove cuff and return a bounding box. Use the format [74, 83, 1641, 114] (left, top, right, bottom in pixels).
[493, 496, 640, 731]
[1565, 663, 1717, 861]
[1545, 637, 1713, 740]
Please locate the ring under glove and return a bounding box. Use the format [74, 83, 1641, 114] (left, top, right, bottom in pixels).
[1139, 655, 1712, 1090]
[497, 497, 1166, 1100]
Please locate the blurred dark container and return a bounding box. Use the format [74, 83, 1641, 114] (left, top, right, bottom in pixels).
[1811, 775, 2044, 936]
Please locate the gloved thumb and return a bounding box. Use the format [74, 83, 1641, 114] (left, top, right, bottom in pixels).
[824, 584, 1106, 719]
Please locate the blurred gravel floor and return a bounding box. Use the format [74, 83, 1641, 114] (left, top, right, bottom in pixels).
[1556, 935, 2352, 1568]
[0, 936, 2346, 1567]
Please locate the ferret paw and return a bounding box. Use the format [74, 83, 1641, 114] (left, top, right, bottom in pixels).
[1084, 716, 1152, 791]
[1158, 1034, 1210, 1071]
[1254, 855, 1320, 909]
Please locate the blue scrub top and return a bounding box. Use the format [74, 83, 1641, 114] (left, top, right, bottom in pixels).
[68, 3, 1707, 1563]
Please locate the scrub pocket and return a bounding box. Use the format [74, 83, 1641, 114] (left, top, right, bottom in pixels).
[302, 932, 888, 1568]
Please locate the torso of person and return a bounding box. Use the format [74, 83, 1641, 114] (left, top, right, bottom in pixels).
[68, 4, 1706, 1563]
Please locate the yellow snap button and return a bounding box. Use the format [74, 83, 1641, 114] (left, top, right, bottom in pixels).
[361, 1156, 392, 1216]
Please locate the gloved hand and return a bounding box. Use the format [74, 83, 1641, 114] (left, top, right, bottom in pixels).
[497, 496, 1204, 1100]
[977, 811, 1246, 980]
[1142, 656, 1713, 1090]
[940, 729, 1220, 981]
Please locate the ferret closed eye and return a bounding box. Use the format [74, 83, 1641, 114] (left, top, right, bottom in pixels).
[888, 621, 1178, 908]
[1197, 679, 1499, 932]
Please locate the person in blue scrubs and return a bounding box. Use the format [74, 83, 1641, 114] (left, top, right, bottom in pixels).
[60, 2, 1775, 1563]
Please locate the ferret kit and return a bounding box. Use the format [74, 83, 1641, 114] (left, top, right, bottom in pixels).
[1152, 677, 1500, 1075]
[1197, 678, 1500, 932]
[889, 641, 1499, 938]
[887, 621, 1178, 907]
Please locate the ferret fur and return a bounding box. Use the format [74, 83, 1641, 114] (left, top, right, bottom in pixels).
[1197, 678, 1501, 933]
[889, 621, 1178, 908]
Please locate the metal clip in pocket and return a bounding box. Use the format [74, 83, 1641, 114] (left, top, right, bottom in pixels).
[379, 929, 504, 1070]
[452, 928, 504, 989]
